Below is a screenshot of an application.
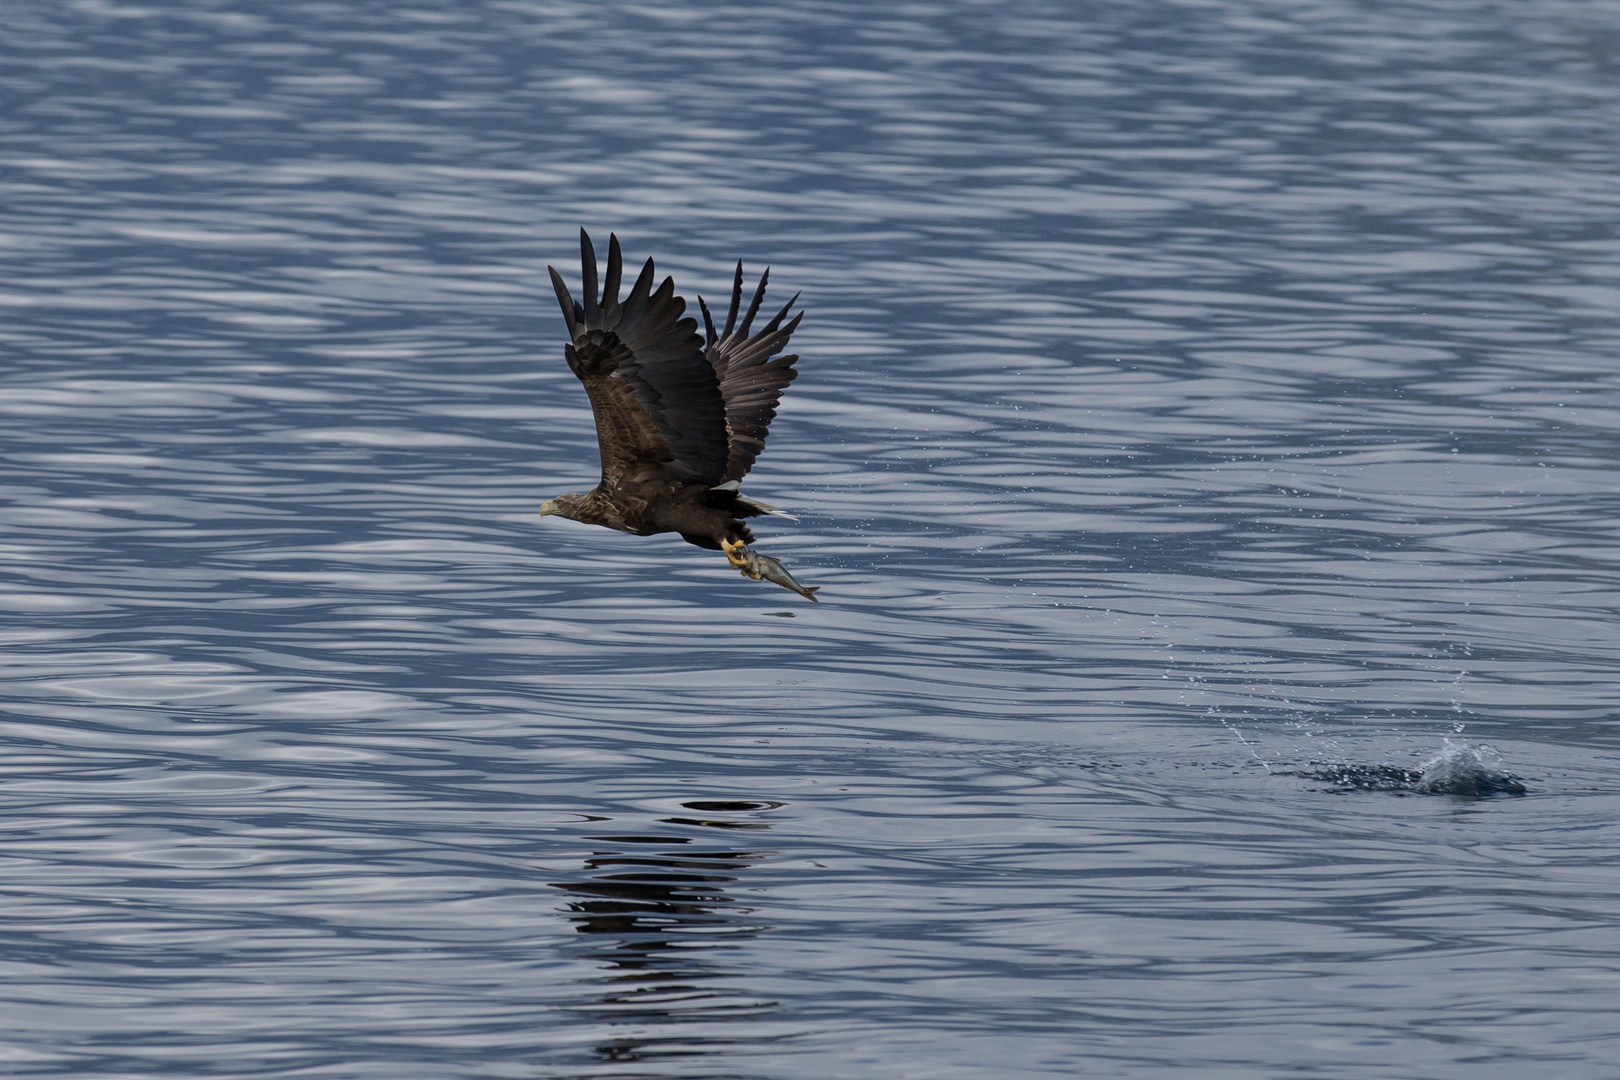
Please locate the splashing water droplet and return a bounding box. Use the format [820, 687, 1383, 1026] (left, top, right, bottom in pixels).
[1412, 739, 1526, 797]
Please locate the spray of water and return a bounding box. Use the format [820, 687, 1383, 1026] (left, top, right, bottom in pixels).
[1215, 710, 1274, 773]
[1411, 738, 1525, 797]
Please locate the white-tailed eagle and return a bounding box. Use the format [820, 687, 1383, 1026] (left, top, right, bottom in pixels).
[539, 230, 817, 601]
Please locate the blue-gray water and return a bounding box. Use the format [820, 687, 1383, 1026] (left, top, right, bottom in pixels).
[3, 1, 1619, 1076]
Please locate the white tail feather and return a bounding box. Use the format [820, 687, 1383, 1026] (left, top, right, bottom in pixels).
[713, 481, 797, 520]
[741, 496, 796, 520]
[743, 500, 797, 520]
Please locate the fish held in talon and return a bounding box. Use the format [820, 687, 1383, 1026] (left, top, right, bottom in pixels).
[538, 229, 819, 601]
[742, 549, 819, 603]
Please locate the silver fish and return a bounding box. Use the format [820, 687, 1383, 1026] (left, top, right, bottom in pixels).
[738, 548, 820, 602]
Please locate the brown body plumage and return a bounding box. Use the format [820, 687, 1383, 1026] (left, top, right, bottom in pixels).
[539, 230, 818, 601]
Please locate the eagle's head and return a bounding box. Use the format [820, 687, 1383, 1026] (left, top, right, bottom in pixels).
[539, 492, 588, 520]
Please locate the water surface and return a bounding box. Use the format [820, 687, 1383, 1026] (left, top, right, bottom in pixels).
[3, 1, 1619, 1076]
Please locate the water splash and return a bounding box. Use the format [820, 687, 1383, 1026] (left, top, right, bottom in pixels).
[1217, 710, 1275, 773]
[1293, 739, 1527, 797]
[1411, 739, 1527, 797]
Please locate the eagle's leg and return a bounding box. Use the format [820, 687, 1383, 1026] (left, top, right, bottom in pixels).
[721, 538, 820, 602]
[722, 537, 752, 572]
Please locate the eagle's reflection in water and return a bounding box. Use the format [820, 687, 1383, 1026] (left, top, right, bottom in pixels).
[551, 800, 785, 1071]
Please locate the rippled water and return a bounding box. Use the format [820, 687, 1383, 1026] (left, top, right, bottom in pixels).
[3, 0, 1620, 1076]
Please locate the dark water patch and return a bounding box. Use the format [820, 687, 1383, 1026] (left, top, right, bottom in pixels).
[681, 800, 785, 814]
[1294, 763, 1427, 792]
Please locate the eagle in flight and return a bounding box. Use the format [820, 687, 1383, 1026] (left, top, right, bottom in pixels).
[539, 230, 818, 601]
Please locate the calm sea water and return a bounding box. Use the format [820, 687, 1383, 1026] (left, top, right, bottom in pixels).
[3, 1, 1619, 1076]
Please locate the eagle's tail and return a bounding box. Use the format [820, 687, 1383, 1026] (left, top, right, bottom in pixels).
[711, 480, 798, 520]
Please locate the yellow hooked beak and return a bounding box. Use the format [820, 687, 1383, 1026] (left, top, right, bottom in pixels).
[539, 499, 561, 517]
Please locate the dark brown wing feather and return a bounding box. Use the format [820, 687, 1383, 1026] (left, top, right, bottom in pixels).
[697, 263, 804, 483]
[548, 230, 729, 486]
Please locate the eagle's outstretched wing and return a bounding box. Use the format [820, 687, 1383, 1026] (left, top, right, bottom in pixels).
[697, 264, 804, 483]
[548, 230, 728, 486]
